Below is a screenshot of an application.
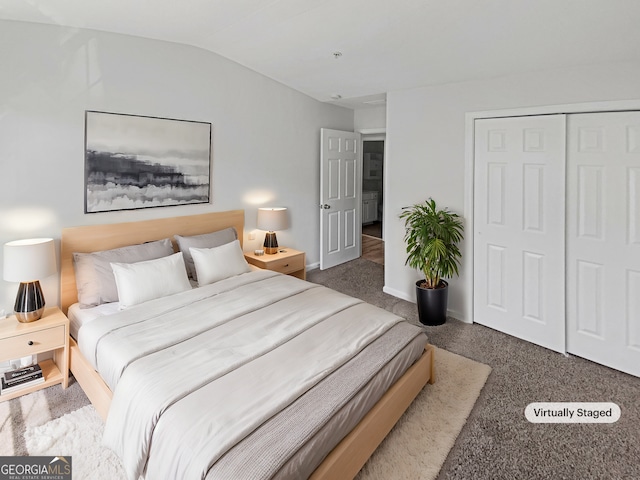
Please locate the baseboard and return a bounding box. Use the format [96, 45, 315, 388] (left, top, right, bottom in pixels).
[383, 286, 468, 323]
[306, 262, 319, 271]
[447, 309, 467, 323]
[383, 286, 413, 302]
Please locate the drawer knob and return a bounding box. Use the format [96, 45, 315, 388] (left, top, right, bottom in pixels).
[28, 340, 34, 346]
[284, 263, 289, 267]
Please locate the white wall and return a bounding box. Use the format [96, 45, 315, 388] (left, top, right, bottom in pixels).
[384, 61, 640, 321]
[0, 20, 353, 311]
[354, 106, 386, 132]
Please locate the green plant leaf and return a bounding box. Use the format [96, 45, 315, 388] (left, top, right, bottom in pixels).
[400, 197, 464, 288]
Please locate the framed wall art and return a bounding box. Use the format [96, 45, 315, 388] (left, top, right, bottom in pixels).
[84, 111, 212, 213]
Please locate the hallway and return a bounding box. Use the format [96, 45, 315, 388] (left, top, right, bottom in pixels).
[361, 234, 383, 265]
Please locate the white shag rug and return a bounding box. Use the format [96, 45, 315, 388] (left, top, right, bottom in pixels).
[355, 347, 491, 480]
[25, 404, 125, 480]
[25, 347, 490, 480]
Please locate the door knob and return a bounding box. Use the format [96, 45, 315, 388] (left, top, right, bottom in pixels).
[320, 204, 331, 209]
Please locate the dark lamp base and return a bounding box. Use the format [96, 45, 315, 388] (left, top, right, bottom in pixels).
[14, 281, 46, 323]
[16, 308, 45, 323]
[263, 232, 279, 255]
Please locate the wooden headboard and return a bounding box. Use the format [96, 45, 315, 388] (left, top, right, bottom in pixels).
[60, 210, 244, 314]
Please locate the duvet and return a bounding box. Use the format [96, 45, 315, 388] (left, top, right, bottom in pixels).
[77, 269, 426, 479]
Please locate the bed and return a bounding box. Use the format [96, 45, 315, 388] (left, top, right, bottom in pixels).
[60, 210, 435, 479]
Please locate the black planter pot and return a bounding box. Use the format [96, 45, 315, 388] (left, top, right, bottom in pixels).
[415, 280, 448, 326]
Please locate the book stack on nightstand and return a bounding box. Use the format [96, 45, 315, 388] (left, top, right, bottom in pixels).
[0, 307, 69, 402]
[1, 363, 44, 395]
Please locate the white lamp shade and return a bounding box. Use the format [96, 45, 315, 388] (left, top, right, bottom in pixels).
[257, 208, 288, 232]
[3, 238, 57, 282]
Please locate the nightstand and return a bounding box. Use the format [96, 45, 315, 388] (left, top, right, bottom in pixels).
[0, 306, 69, 401]
[244, 248, 306, 280]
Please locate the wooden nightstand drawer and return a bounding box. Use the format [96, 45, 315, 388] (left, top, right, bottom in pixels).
[263, 255, 305, 275]
[0, 325, 66, 360]
[244, 248, 306, 280]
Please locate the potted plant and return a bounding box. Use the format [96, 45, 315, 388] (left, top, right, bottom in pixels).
[399, 198, 464, 326]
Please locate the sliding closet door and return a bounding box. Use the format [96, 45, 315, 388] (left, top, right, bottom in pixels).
[566, 112, 640, 377]
[474, 115, 566, 353]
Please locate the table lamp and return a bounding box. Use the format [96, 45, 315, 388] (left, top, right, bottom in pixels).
[3, 238, 57, 323]
[257, 208, 288, 254]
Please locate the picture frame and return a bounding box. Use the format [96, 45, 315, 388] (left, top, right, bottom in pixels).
[84, 111, 212, 213]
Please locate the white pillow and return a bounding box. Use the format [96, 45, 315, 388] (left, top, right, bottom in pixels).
[175, 227, 238, 280]
[73, 238, 174, 307]
[190, 240, 251, 286]
[111, 252, 192, 309]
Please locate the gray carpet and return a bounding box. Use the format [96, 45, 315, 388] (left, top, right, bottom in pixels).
[307, 258, 640, 480]
[0, 373, 90, 456]
[3, 259, 639, 479]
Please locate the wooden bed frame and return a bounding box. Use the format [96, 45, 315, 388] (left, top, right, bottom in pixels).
[60, 210, 434, 480]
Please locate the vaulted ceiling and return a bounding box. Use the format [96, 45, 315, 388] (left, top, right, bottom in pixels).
[2, 0, 640, 108]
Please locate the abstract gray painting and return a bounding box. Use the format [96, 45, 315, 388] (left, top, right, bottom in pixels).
[84, 111, 211, 213]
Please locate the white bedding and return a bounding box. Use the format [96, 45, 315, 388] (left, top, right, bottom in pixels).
[68, 302, 120, 339]
[79, 269, 408, 480]
[68, 267, 261, 339]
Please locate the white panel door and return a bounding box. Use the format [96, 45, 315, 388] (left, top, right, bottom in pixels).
[320, 128, 361, 269]
[474, 115, 566, 353]
[567, 112, 640, 377]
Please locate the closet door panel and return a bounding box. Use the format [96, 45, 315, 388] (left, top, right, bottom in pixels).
[567, 112, 640, 377]
[474, 115, 566, 353]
